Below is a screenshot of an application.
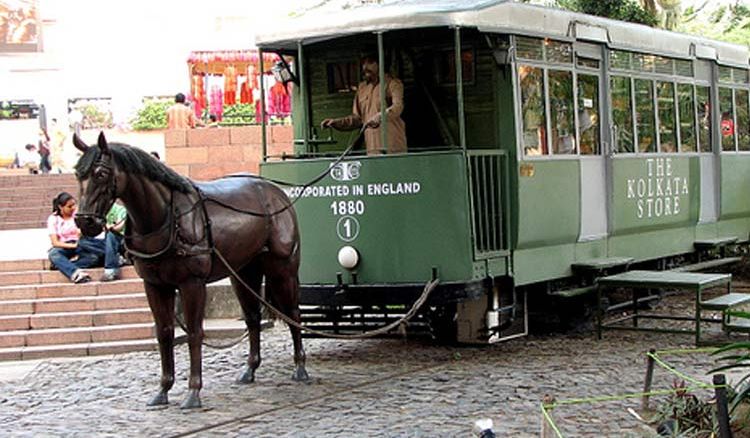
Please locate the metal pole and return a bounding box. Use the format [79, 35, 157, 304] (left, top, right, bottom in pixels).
[641, 348, 656, 410]
[298, 40, 309, 152]
[377, 32, 387, 154]
[455, 27, 466, 149]
[713, 374, 733, 438]
[259, 49, 267, 161]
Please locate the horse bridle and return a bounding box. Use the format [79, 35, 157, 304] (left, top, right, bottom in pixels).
[75, 155, 117, 226]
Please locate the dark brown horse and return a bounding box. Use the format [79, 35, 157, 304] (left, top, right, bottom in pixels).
[72, 133, 308, 409]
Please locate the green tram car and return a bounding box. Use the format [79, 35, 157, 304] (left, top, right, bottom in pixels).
[256, 0, 750, 343]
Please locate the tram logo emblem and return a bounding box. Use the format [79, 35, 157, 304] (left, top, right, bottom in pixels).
[329, 161, 361, 182]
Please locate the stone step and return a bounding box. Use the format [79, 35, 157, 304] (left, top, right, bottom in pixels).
[0, 322, 155, 348]
[0, 220, 47, 231]
[0, 319, 251, 361]
[0, 278, 145, 302]
[0, 338, 159, 361]
[0, 266, 139, 287]
[0, 173, 77, 188]
[0, 307, 154, 331]
[0, 259, 46, 272]
[0, 293, 147, 316]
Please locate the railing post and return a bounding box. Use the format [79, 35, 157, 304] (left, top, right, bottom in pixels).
[642, 348, 656, 410]
[714, 374, 733, 438]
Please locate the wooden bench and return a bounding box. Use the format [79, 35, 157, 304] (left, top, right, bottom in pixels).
[597, 270, 734, 345]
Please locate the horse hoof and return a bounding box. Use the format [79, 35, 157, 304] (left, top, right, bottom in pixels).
[147, 391, 168, 406]
[236, 367, 255, 384]
[292, 367, 310, 382]
[180, 391, 202, 409]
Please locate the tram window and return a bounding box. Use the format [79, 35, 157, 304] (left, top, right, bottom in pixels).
[675, 60, 694, 78]
[326, 61, 359, 94]
[610, 50, 631, 70]
[577, 57, 599, 70]
[435, 48, 475, 85]
[736, 69, 750, 85]
[655, 57, 674, 75]
[696, 86, 712, 152]
[657, 81, 677, 153]
[677, 84, 697, 153]
[736, 89, 750, 151]
[549, 70, 576, 154]
[577, 74, 599, 155]
[720, 87, 735, 151]
[634, 54, 655, 73]
[611, 76, 634, 153]
[516, 36, 543, 60]
[545, 40, 572, 64]
[635, 79, 656, 153]
[519, 65, 547, 156]
[719, 66, 733, 83]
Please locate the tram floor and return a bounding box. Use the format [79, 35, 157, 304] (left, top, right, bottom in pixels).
[1, 278, 749, 437]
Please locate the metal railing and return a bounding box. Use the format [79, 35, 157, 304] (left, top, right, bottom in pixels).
[467, 150, 509, 259]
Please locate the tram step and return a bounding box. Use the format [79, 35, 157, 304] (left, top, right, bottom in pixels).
[700, 293, 750, 311]
[572, 257, 634, 273]
[547, 285, 597, 299]
[694, 236, 739, 250]
[670, 257, 743, 273]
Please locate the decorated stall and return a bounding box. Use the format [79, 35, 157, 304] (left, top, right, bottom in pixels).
[186, 50, 292, 125]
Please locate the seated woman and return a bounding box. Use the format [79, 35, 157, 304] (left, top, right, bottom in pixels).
[47, 192, 105, 284]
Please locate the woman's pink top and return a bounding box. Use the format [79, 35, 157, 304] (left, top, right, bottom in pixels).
[47, 214, 79, 243]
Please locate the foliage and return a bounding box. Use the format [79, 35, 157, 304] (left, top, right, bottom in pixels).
[712, 331, 750, 414]
[131, 99, 171, 131]
[650, 379, 716, 437]
[679, 1, 750, 47]
[79, 103, 113, 129]
[555, 0, 659, 26]
[220, 103, 255, 126]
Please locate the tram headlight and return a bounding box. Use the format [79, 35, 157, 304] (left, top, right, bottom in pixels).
[337, 246, 359, 269]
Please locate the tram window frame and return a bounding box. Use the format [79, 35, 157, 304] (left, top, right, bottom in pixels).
[656, 81, 678, 153]
[696, 85, 712, 153]
[611, 75, 635, 154]
[737, 88, 750, 152]
[676, 83, 697, 153]
[719, 87, 736, 152]
[518, 64, 548, 156]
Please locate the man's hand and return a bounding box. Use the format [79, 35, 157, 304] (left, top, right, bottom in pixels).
[365, 114, 381, 129]
[321, 118, 335, 129]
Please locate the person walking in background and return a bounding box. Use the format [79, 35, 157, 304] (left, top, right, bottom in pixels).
[166, 93, 200, 129]
[38, 128, 51, 173]
[47, 192, 104, 284]
[49, 118, 68, 173]
[100, 200, 127, 282]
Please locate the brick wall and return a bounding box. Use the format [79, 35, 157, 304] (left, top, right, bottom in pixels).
[164, 125, 293, 181]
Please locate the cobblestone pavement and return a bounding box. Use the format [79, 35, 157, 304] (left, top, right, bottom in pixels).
[0, 286, 743, 437]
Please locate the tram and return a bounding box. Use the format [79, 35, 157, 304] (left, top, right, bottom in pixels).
[256, 0, 750, 343]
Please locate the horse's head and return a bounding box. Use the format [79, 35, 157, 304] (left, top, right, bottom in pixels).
[73, 132, 119, 237]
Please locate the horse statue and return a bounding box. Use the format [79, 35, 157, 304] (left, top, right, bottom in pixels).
[72, 132, 309, 409]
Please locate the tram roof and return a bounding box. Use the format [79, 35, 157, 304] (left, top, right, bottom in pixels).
[256, 0, 749, 67]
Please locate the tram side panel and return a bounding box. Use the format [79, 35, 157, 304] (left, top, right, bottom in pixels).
[260, 152, 477, 296]
[719, 154, 750, 239]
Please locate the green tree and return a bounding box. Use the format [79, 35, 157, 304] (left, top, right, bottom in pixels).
[679, 0, 750, 47]
[551, 0, 660, 26]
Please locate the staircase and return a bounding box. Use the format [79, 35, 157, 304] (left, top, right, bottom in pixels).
[0, 259, 159, 360]
[0, 173, 78, 230]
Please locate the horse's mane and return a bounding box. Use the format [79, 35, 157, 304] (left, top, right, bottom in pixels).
[75, 143, 193, 193]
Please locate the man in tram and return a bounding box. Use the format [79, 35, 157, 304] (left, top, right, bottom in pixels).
[321, 55, 407, 154]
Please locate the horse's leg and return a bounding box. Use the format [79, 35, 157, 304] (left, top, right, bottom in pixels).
[178, 279, 207, 409]
[266, 262, 309, 382]
[143, 282, 176, 406]
[230, 263, 263, 384]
